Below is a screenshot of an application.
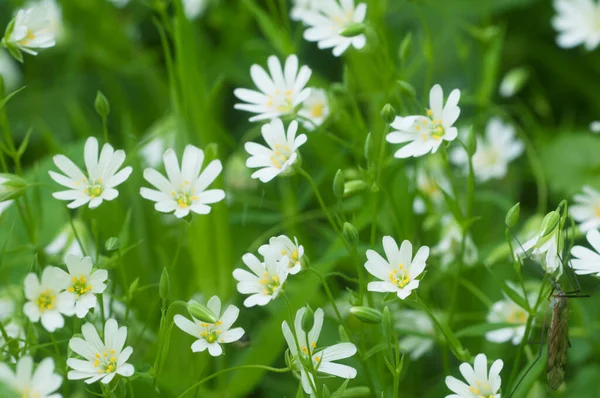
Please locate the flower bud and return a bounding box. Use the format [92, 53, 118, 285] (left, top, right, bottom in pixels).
[95, 91, 110, 118]
[539, 211, 560, 240]
[380, 104, 396, 125]
[187, 300, 218, 324]
[396, 80, 416, 97]
[104, 237, 121, 252]
[399, 32, 412, 63]
[343, 222, 359, 248]
[301, 305, 315, 333]
[333, 169, 345, 200]
[0, 173, 27, 201]
[344, 180, 368, 197]
[505, 203, 520, 228]
[466, 127, 477, 157]
[159, 268, 170, 300]
[339, 23, 366, 38]
[350, 306, 382, 324]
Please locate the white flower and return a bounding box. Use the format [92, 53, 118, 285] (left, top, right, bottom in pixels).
[570, 185, 600, 232]
[365, 236, 429, 300]
[183, 0, 208, 20]
[386, 84, 460, 158]
[302, 0, 367, 57]
[234, 55, 312, 122]
[245, 118, 307, 183]
[140, 144, 225, 218]
[590, 120, 600, 133]
[23, 267, 73, 332]
[432, 215, 478, 268]
[0, 50, 21, 92]
[450, 118, 524, 182]
[282, 307, 357, 395]
[67, 318, 134, 384]
[570, 229, 600, 276]
[485, 285, 535, 345]
[297, 88, 330, 130]
[0, 356, 62, 398]
[518, 227, 563, 276]
[233, 250, 289, 307]
[259, 235, 304, 275]
[174, 296, 245, 356]
[290, 0, 321, 22]
[445, 353, 503, 398]
[49, 137, 133, 209]
[552, 0, 600, 51]
[55, 254, 108, 318]
[2, 7, 56, 56]
[25, 0, 64, 43]
[394, 310, 435, 360]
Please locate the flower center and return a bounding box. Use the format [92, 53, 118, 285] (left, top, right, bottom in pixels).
[594, 205, 600, 218]
[468, 381, 495, 397]
[68, 275, 92, 297]
[260, 272, 281, 295]
[267, 89, 294, 114]
[94, 349, 118, 373]
[332, 11, 354, 28]
[281, 248, 300, 268]
[389, 265, 410, 288]
[200, 320, 223, 343]
[20, 388, 41, 398]
[269, 143, 293, 169]
[171, 181, 199, 208]
[507, 308, 527, 324]
[300, 341, 317, 356]
[311, 103, 324, 118]
[82, 178, 104, 198]
[18, 29, 36, 46]
[35, 290, 55, 313]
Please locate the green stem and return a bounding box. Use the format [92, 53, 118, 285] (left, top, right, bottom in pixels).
[297, 168, 339, 233]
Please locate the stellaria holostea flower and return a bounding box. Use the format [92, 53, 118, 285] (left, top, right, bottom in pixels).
[23, 267, 73, 332]
[0, 356, 62, 398]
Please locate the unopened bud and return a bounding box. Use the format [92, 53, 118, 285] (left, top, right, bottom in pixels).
[187, 300, 218, 324]
[344, 180, 368, 197]
[505, 203, 520, 228]
[159, 268, 170, 300]
[540, 211, 560, 239]
[350, 306, 382, 324]
[499, 67, 529, 98]
[380, 104, 396, 125]
[104, 237, 121, 252]
[333, 169, 345, 200]
[339, 23, 366, 38]
[301, 305, 315, 333]
[0, 173, 27, 201]
[95, 91, 110, 118]
[343, 222, 359, 248]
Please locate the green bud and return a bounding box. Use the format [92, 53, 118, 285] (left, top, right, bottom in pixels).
[380, 103, 396, 124]
[539, 211, 560, 239]
[339, 23, 366, 38]
[396, 80, 416, 97]
[342, 387, 372, 397]
[301, 305, 315, 333]
[0, 173, 27, 201]
[95, 91, 110, 118]
[128, 278, 139, 301]
[364, 133, 374, 163]
[159, 268, 170, 300]
[343, 222, 359, 248]
[350, 306, 382, 324]
[505, 203, 520, 228]
[333, 169, 345, 200]
[339, 324, 350, 342]
[344, 180, 368, 197]
[399, 32, 412, 62]
[104, 237, 121, 252]
[187, 300, 218, 324]
[466, 127, 477, 157]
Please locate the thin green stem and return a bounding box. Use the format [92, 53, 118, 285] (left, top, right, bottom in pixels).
[297, 168, 339, 234]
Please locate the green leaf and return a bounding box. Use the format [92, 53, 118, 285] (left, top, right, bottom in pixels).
[16, 127, 33, 158]
[455, 322, 522, 338]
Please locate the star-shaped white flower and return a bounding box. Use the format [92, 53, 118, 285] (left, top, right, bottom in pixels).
[432, 215, 478, 268]
[258, 235, 304, 275]
[518, 227, 563, 276]
[49, 137, 133, 209]
[233, 250, 289, 307]
[55, 254, 108, 318]
[245, 118, 307, 183]
[297, 88, 330, 131]
[23, 267, 73, 332]
[365, 236, 429, 300]
[485, 284, 535, 345]
[234, 55, 312, 122]
[570, 186, 600, 232]
[552, 0, 600, 51]
[302, 0, 367, 57]
[0, 356, 62, 398]
[2, 7, 56, 56]
[282, 307, 357, 395]
[140, 144, 225, 218]
[67, 318, 134, 384]
[174, 295, 245, 356]
[570, 229, 600, 277]
[445, 353, 503, 398]
[386, 84, 460, 158]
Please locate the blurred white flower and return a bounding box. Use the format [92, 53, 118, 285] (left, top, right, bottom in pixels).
[590, 120, 600, 133]
[23, 267, 73, 332]
[0, 356, 62, 398]
[140, 144, 225, 218]
[290, 0, 321, 22]
[282, 307, 357, 395]
[394, 310, 435, 360]
[107, 0, 130, 7]
[445, 353, 503, 398]
[365, 236, 429, 300]
[570, 185, 600, 232]
[0, 199, 13, 216]
[49, 137, 133, 209]
[2, 7, 56, 56]
[245, 118, 307, 183]
[297, 88, 330, 130]
[259, 235, 304, 275]
[486, 285, 535, 345]
[174, 296, 245, 356]
[432, 215, 477, 268]
[411, 159, 449, 214]
[571, 229, 600, 276]
[233, 251, 289, 307]
[302, 0, 367, 57]
[67, 319, 134, 384]
[518, 225, 563, 276]
[55, 254, 108, 318]
[387, 84, 460, 158]
[25, 0, 64, 43]
[552, 0, 600, 51]
[450, 118, 524, 182]
[234, 55, 312, 122]
[183, 0, 208, 20]
[0, 50, 21, 92]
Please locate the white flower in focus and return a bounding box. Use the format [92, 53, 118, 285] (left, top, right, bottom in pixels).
[245, 118, 307, 183]
[174, 296, 245, 356]
[297, 88, 330, 130]
[570, 229, 600, 276]
[2, 7, 56, 56]
[233, 250, 289, 307]
[183, 0, 208, 20]
[570, 186, 600, 232]
[518, 226, 563, 276]
[67, 319, 134, 384]
[23, 267, 73, 332]
[394, 310, 435, 360]
[259, 235, 304, 275]
[365, 236, 429, 300]
[445, 353, 503, 398]
[590, 121, 600, 133]
[55, 254, 108, 318]
[302, 0, 367, 57]
[140, 144, 225, 218]
[234, 55, 312, 122]
[552, 0, 600, 51]
[432, 215, 478, 268]
[282, 307, 357, 395]
[485, 285, 535, 345]
[0, 356, 62, 398]
[49, 137, 133, 209]
[0, 50, 21, 92]
[291, 0, 321, 22]
[387, 84, 460, 158]
[450, 118, 524, 182]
